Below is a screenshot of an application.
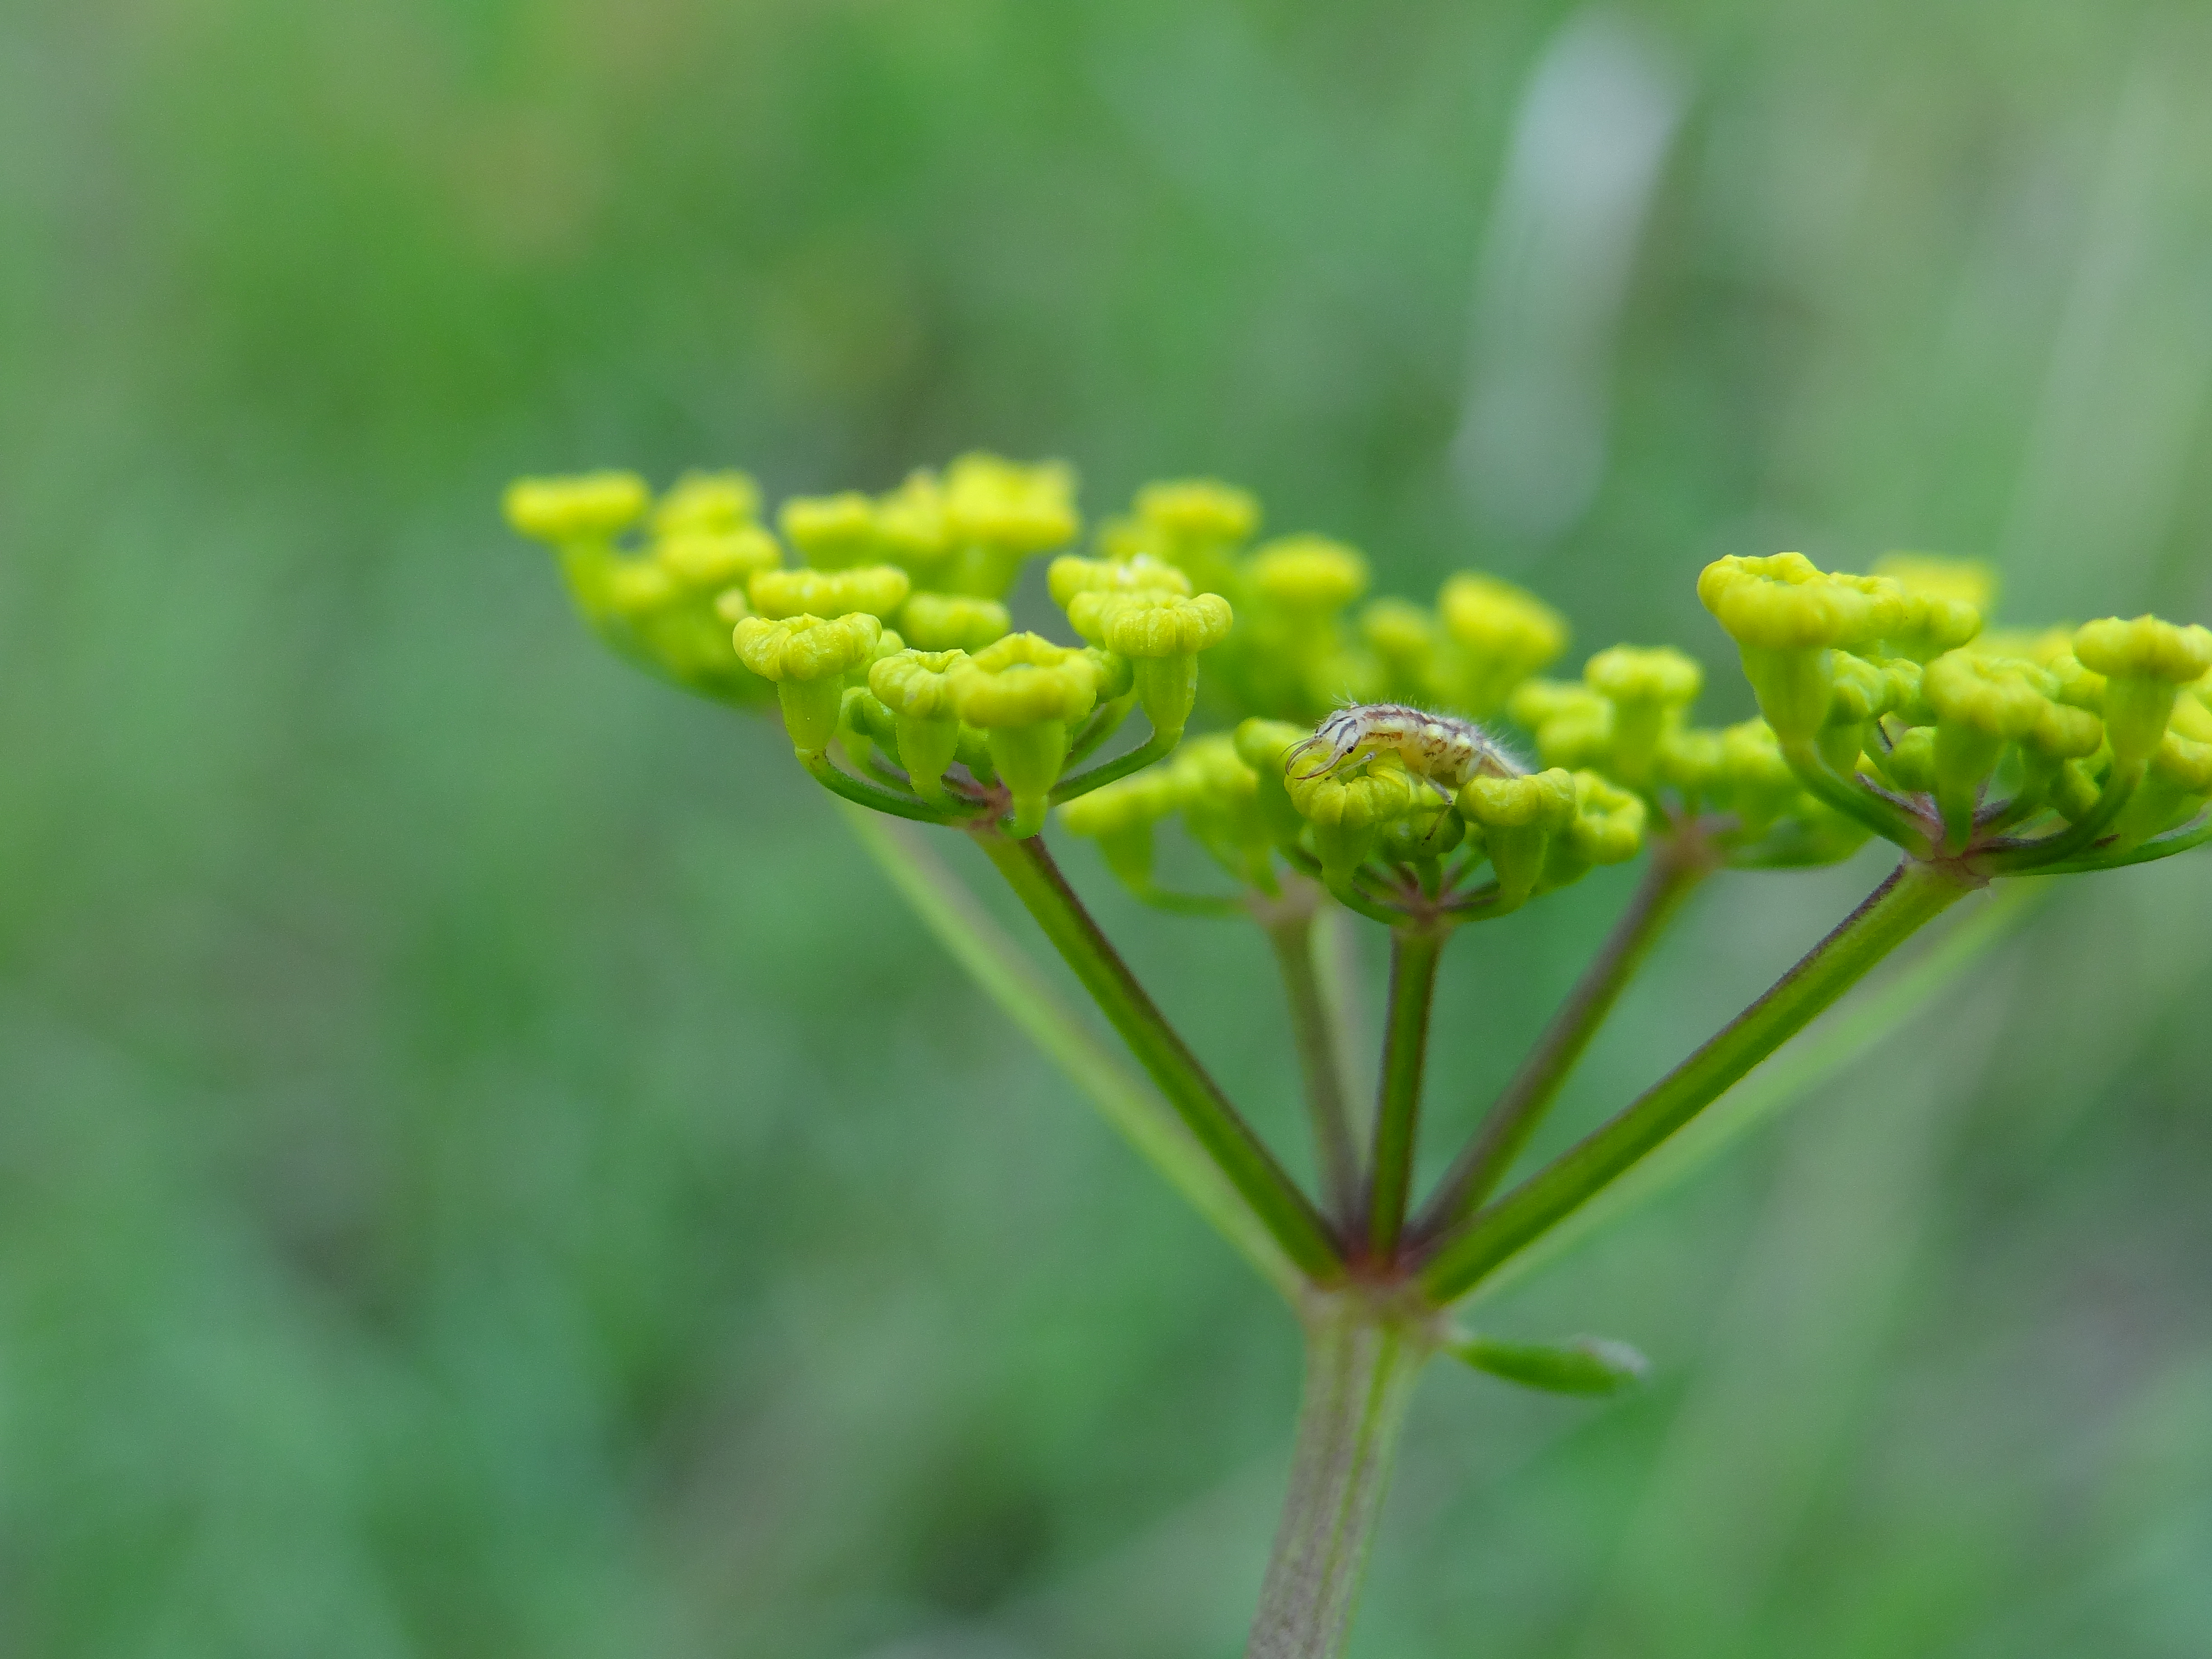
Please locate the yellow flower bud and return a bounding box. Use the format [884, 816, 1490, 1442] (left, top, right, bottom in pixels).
[1922, 652, 2091, 748]
[933, 454, 1081, 599]
[1718, 719, 1801, 834]
[1171, 734, 1272, 876]
[1085, 646, 1134, 703]
[2041, 649, 2105, 715]
[1565, 771, 1647, 866]
[733, 612, 882, 685]
[1250, 536, 1370, 613]
[873, 470, 953, 571]
[1510, 678, 1613, 771]
[1286, 754, 1417, 882]
[1697, 553, 1905, 651]
[947, 633, 1102, 728]
[1656, 726, 1726, 803]
[1066, 590, 1234, 657]
[1124, 478, 1260, 596]
[1872, 724, 1938, 794]
[1458, 767, 1579, 832]
[749, 564, 912, 622]
[1921, 651, 2097, 842]
[651, 471, 759, 535]
[1459, 767, 1577, 905]
[654, 525, 782, 593]
[944, 453, 1080, 552]
[1233, 717, 1313, 846]
[947, 633, 1102, 836]
[733, 612, 885, 755]
[2170, 689, 2212, 745]
[2155, 731, 2212, 794]
[1439, 573, 1568, 716]
[1873, 553, 1990, 660]
[1873, 552, 1997, 612]
[870, 647, 972, 799]
[1699, 554, 1912, 741]
[1509, 678, 1606, 729]
[777, 493, 882, 569]
[2073, 615, 2212, 765]
[1584, 644, 1702, 709]
[1064, 590, 1233, 736]
[1814, 651, 1913, 774]
[1047, 553, 1192, 608]
[1136, 478, 1260, 545]
[898, 592, 1012, 652]
[604, 559, 679, 616]
[1585, 644, 1702, 786]
[2073, 615, 2212, 684]
[1379, 803, 1466, 865]
[504, 472, 650, 543]
[869, 647, 967, 721]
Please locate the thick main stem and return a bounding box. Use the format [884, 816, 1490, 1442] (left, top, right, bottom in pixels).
[1366, 927, 1444, 1261]
[977, 829, 1345, 1280]
[1420, 857, 1979, 1303]
[1264, 905, 1362, 1226]
[1246, 1295, 1435, 1659]
[1416, 839, 1711, 1237]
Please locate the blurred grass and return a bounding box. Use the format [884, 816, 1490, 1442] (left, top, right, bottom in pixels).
[2, 1, 2211, 1655]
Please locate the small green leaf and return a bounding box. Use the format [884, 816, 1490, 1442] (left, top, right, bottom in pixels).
[1450, 1334, 1650, 1397]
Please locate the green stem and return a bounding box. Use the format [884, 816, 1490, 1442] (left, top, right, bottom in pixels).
[1065, 693, 1136, 766]
[1984, 761, 2142, 873]
[1245, 1293, 1435, 1659]
[1459, 875, 2043, 1304]
[1052, 725, 1179, 803]
[1366, 927, 1444, 1261]
[841, 808, 1302, 1299]
[1415, 839, 1711, 1238]
[2030, 806, 2212, 873]
[977, 829, 1344, 1281]
[1131, 884, 1247, 917]
[803, 751, 971, 825]
[1419, 856, 1978, 1304]
[1781, 739, 1932, 853]
[1264, 907, 1362, 1226]
[1322, 873, 1408, 928]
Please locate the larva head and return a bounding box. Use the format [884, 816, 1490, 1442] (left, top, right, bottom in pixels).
[1289, 708, 1368, 778]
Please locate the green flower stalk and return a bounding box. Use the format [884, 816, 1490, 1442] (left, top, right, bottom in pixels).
[507, 459, 2209, 1659]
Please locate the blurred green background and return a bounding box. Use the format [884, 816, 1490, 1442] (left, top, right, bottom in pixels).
[5, 1, 2212, 1654]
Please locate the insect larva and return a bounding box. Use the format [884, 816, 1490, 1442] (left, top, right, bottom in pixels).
[1286, 703, 1525, 800]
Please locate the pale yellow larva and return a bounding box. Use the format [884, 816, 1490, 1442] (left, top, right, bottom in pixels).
[1286, 703, 1525, 799]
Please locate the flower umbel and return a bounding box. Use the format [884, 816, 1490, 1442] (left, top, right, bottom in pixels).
[509, 459, 2209, 1659]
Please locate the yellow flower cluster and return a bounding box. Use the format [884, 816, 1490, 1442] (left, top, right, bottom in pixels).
[1509, 639, 1870, 870]
[1697, 550, 2212, 859]
[1055, 709, 1644, 918]
[504, 454, 1078, 712]
[512, 457, 2207, 890]
[1088, 479, 1568, 724]
[503, 469, 783, 708]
